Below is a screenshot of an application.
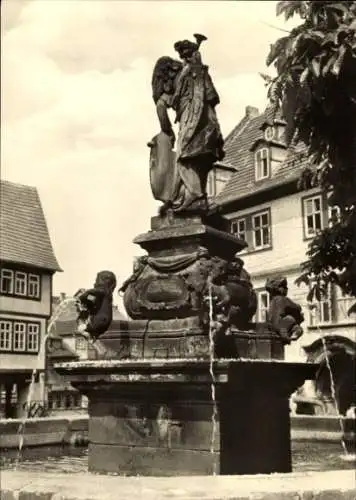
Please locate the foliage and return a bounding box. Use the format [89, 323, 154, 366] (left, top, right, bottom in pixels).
[265, 1, 356, 311]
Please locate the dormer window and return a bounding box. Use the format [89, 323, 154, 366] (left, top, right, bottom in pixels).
[255, 148, 270, 181]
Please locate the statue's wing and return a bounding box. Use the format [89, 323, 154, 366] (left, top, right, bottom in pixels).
[152, 56, 182, 104]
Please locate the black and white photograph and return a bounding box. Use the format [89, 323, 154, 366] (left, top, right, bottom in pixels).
[1, 1, 355, 498]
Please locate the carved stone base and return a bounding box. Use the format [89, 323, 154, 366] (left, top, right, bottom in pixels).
[120, 212, 251, 322]
[55, 359, 317, 476]
[99, 322, 286, 360]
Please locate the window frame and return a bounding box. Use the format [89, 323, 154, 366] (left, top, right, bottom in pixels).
[0, 320, 13, 351]
[207, 170, 216, 197]
[302, 194, 323, 239]
[0, 267, 42, 300]
[0, 269, 14, 294]
[252, 210, 271, 250]
[328, 205, 341, 227]
[28, 274, 41, 299]
[15, 272, 27, 296]
[255, 147, 270, 181]
[256, 290, 270, 323]
[231, 217, 246, 242]
[333, 286, 355, 325]
[0, 319, 41, 353]
[27, 323, 40, 353]
[308, 283, 356, 328]
[13, 322, 27, 352]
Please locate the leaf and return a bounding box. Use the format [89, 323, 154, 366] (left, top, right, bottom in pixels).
[259, 72, 273, 86]
[295, 272, 311, 287]
[276, 0, 305, 20]
[266, 37, 289, 66]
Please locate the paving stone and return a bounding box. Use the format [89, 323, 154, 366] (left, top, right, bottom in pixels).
[1, 470, 355, 500]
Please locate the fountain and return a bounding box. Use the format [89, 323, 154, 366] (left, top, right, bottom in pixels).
[15, 297, 80, 465]
[54, 34, 317, 476]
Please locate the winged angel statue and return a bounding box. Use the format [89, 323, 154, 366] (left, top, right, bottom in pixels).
[148, 34, 225, 214]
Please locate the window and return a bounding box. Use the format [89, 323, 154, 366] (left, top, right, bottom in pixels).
[328, 205, 341, 227]
[27, 323, 40, 353]
[252, 211, 271, 249]
[207, 170, 230, 197]
[215, 171, 230, 196]
[310, 298, 332, 326]
[231, 218, 246, 241]
[51, 392, 62, 409]
[14, 272, 27, 296]
[0, 268, 41, 299]
[28, 275, 40, 298]
[207, 171, 216, 197]
[73, 394, 81, 408]
[0, 269, 14, 294]
[13, 322, 26, 351]
[0, 321, 12, 351]
[308, 284, 356, 327]
[65, 393, 72, 409]
[255, 148, 270, 180]
[334, 287, 355, 323]
[256, 291, 270, 322]
[303, 195, 322, 238]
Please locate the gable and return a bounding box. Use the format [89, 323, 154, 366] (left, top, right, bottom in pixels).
[0, 180, 61, 272]
[216, 107, 309, 206]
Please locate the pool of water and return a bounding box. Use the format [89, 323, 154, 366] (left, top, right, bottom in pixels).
[1, 442, 355, 475]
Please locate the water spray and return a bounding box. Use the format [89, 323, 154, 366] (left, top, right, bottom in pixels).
[208, 277, 218, 475]
[311, 307, 350, 458]
[15, 297, 78, 468]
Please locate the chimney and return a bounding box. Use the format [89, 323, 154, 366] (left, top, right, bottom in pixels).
[245, 106, 259, 119]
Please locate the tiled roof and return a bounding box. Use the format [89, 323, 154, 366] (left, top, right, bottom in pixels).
[0, 180, 61, 271]
[216, 107, 309, 206]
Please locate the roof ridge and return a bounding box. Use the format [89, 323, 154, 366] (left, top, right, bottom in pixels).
[215, 105, 307, 206]
[0, 179, 37, 190]
[224, 115, 250, 144]
[0, 180, 62, 272]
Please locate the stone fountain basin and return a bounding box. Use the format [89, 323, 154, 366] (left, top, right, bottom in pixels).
[54, 358, 317, 476]
[54, 358, 316, 386]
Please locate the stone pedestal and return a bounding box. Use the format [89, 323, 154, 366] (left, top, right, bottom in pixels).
[55, 211, 316, 476]
[120, 211, 248, 325]
[55, 359, 317, 476]
[100, 325, 286, 361]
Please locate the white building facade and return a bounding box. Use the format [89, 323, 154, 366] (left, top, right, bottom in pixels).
[214, 106, 356, 415]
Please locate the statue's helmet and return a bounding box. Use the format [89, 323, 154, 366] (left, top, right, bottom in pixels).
[265, 276, 288, 294]
[174, 39, 198, 59]
[94, 270, 117, 291]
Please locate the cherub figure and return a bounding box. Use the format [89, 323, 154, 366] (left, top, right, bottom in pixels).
[265, 276, 304, 344]
[75, 270, 117, 341]
[148, 34, 224, 215]
[204, 256, 257, 334]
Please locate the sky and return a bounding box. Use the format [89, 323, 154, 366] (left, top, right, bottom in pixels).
[1, 0, 298, 309]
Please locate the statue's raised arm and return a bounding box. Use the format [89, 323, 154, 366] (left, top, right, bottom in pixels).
[148, 35, 225, 216]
